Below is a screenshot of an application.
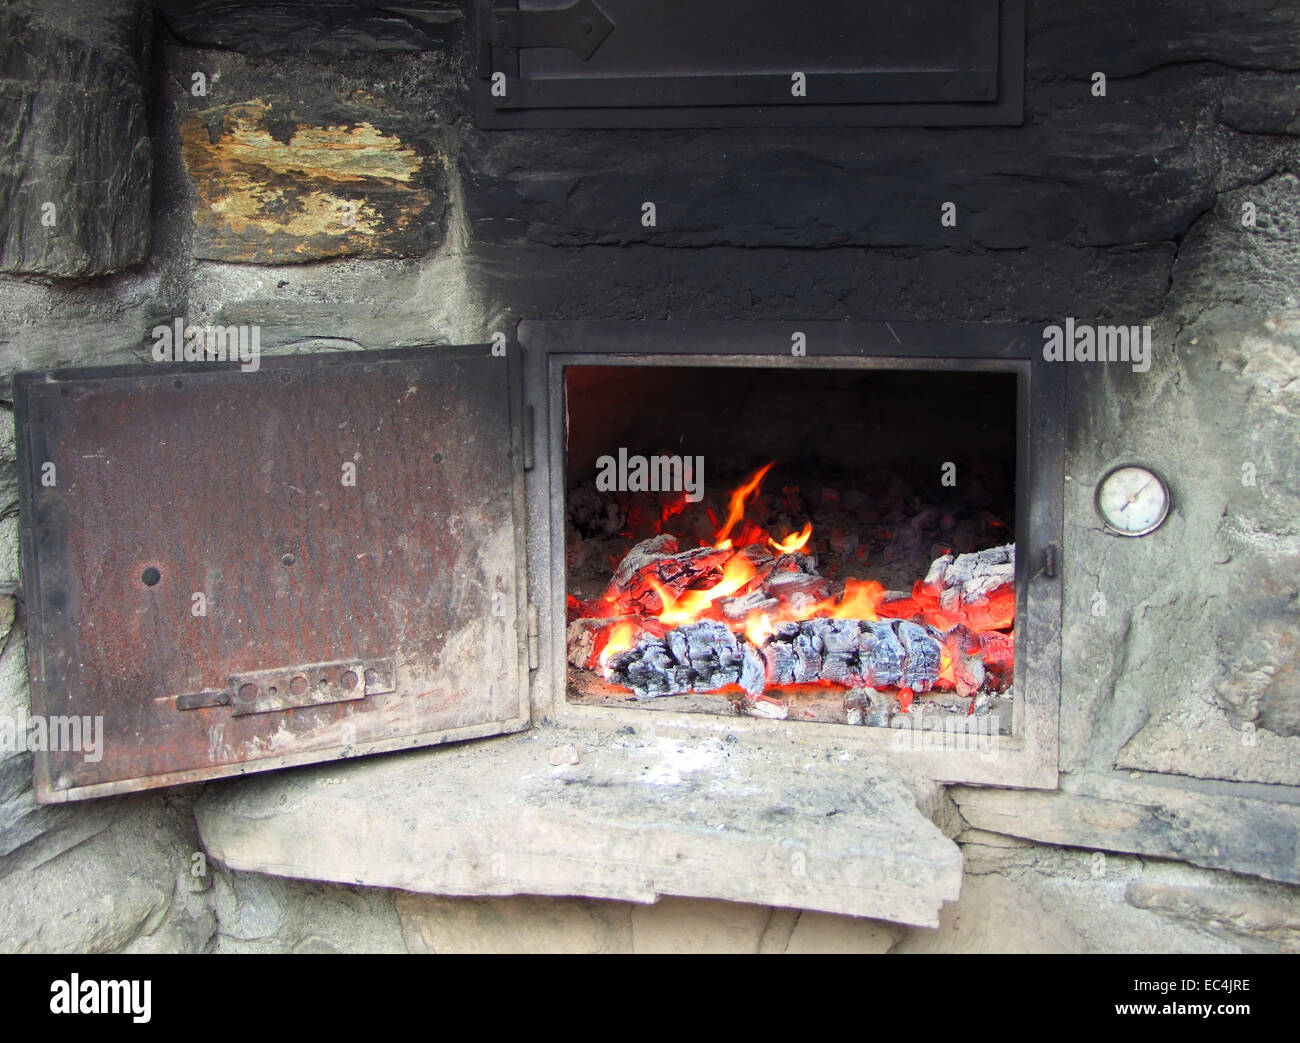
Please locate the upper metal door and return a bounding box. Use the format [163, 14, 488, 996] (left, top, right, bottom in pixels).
[14, 345, 529, 802]
[478, 0, 1024, 127]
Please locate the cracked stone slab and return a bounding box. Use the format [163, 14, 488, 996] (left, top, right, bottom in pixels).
[196, 726, 963, 928]
[953, 774, 1300, 885]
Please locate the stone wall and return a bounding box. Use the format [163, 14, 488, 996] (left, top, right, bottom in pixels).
[0, 0, 1297, 951]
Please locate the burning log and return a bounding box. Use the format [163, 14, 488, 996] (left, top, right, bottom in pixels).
[765, 570, 831, 604]
[760, 618, 944, 692]
[597, 534, 733, 615]
[598, 616, 963, 700]
[718, 589, 779, 622]
[596, 619, 767, 699]
[975, 630, 1014, 690]
[871, 543, 1015, 633]
[923, 545, 1015, 618]
[583, 533, 827, 622]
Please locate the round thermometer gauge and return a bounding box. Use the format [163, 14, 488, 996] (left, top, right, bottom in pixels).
[1095, 465, 1170, 537]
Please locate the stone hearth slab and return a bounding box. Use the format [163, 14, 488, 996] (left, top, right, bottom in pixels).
[195, 726, 962, 927]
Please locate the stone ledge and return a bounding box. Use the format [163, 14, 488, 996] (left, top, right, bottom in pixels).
[953, 773, 1300, 885]
[195, 726, 963, 928]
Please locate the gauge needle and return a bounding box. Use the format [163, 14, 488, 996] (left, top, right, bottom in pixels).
[1117, 478, 1152, 512]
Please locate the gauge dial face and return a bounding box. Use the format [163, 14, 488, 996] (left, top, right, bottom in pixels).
[1096, 465, 1170, 536]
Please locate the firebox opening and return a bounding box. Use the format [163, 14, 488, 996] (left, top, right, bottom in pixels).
[563, 363, 1018, 734]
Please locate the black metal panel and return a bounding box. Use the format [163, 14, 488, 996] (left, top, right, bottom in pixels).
[478, 0, 1024, 128]
[14, 346, 530, 801]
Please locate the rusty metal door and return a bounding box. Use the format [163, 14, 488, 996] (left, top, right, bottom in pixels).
[14, 346, 530, 802]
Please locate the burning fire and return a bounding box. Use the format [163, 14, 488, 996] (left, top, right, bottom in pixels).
[647, 552, 759, 627]
[598, 620, 641, 670]
[579, 463, 1014, 702]
[768, 521, 812, 555]
[714, 463, 772, 548]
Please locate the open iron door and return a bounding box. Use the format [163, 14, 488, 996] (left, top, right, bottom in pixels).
[14, 345, 530, 802]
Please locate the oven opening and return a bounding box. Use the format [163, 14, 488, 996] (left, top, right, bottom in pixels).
[563, 362, 1018, 732]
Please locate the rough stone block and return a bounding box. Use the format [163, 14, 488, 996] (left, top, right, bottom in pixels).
[893, 843, 1263, 954]
[209, 872, 405, 954]
[1126, 880, 1300, 951]
[782, 911, 903, 954]
[0, 0, 153, 276]
[894, 838, 1300, 954]
[0, 620, 117, 874]
[1219, 76, 1300, 135]
[629, 897, 772, 954]
[394, 892, 908, 954]
[459, 71, 1225, 254]
[1030, 1, 1300, 78]
[0, 801, 176, 953]
[156, 1, 463, 56]
[471, 240, 1177, 325]
[893, 872, 1088, 953]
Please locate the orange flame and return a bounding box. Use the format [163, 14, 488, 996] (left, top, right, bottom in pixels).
[768, 522, 812, 555]
[598, 621, 640, 670]
[823, 578, 885, 622]
[647, 553, 759, 626]
[714, 463, 774, 547]
[938, 648, 955, 687]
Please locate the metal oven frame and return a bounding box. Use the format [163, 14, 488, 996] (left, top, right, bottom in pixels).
[520, 320, 1063, 788]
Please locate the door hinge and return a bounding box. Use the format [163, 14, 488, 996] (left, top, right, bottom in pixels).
[492, 0, 614, 61]
[526, 603, 540, 670]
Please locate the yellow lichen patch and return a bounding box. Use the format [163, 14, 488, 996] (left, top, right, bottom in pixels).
[205, 176, 383, 239]
[208, 101, 424, 184]
[179, 99, 436, 261]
